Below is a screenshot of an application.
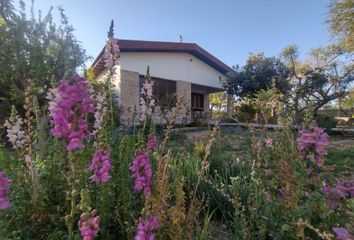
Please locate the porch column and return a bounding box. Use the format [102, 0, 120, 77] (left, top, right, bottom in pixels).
[176, 80, 191, 124]
[227, 93, 234, 117]
[203, 94, 210, 113]
[119, 70, 140, 126]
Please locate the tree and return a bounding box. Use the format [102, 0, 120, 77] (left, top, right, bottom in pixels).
[0, 0, 89, 120]
[282, 45, 354, 122]
[340, 88, 354, 116]
[209, 92, 227, 116]
[328, 0, 354, 52]
[222, 53, 290, 98]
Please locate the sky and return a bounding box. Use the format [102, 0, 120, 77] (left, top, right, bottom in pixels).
[22, 0, 331, 67]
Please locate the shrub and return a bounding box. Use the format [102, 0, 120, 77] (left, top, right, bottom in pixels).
[315, 114, 337, 131]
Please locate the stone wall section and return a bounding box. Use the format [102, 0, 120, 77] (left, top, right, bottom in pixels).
[176, 80, 192, 124]
[119, 70, 140, 125]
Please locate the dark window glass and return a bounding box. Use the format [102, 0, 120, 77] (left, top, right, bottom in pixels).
[139, 76, 177, 106]
[154, 78, 176, 105]
[191, 93, 204, 110]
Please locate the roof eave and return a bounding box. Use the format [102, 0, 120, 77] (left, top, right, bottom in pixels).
[90, 39, 236, 77]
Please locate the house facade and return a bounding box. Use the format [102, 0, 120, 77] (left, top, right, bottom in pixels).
[91, 39, 235, 125]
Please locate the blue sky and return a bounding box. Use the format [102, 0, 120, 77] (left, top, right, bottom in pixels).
[23, 0, 331, 67]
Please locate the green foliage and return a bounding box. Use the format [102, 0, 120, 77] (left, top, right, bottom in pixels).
[340, 88, 354, 117]
[234, 98, 258, 122]
[254, 86, 284, 124]
[209, 92, 227, 117]
[223, 52, 290, 98]
[325, 147, 354, 177]
[315, 114, 337, 131]
[328, 0, 354, 52]
[0, 2, 353, 237]
[0, 0, 88, 120]
[282, 44, 354, 122]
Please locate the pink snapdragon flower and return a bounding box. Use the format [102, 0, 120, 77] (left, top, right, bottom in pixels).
[264, 138, 273, 149]
[130, 152, 152, 197]
[0, 171, 11, 209]
[332, 227, 353, 240]
[147, 138, 157, 151]
[78, 213, 100, 240]
[89, 149, 112, 183]
[322, 179, 354, 210]
[135, 215, 159, 240]
[93, 93, 107, 136]
[297, 125, 329, 167]
[46, 87, 60, 115]
[104, 37, 120, 73]
[50, 76, 94, 151]
[3, 117, 25, 149]
[140, 80, 155, 122]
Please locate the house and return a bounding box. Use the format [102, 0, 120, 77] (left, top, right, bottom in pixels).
[91, 39, 235, 124]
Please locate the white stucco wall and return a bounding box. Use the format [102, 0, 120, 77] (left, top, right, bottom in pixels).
[120, 52, 226, 89]
[95, 67, 121, 105]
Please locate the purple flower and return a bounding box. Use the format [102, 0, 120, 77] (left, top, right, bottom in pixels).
[332, 227, 353, 240]
[0, 171, 11, 209]
[297, 131, 317, 150]
[130, 152, 152, 197]
[323, 179, 354, 209]
[333, 179, 354, 198]
[50, 76, 94, 151]
[322, 183, 331, 197]
[297, 125, 329, 167]
[135, 215, 159, 240]
[147, 138, 157, 151]
[78, 213, 100, 240]
[89, 149, 112, 183]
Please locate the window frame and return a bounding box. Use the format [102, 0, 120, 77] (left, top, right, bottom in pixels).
[191, 92, 204, 111]
[139, 75, 177, 106]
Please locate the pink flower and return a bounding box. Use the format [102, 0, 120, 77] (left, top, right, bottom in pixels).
[78, 213, 100, 240]
[147, 138, 157, 151]
[264, 138, 273, 149]
[104, 37, 120, 73]
[89, 149, 112, 183]
[0, 171, 11, 209]
[332, 227, 353, 240]
[297, 125, 329, 167]
[264, 168, 272, 175]
[50, 76, 94, 151]
[315, 155, 323, 167]
[140, 80, 154, 122]
[93, 93, 107, 137]
[135, 215, 159, 240]
[3, 117, 25, 149]
[322, 179, 354, 210]
[130, 152, 152, 197]
[46, 87, 60, 115]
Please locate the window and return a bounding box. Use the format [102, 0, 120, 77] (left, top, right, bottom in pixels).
[192, 93, 204, 110]
[139, 76, 176, 105]
[154, 78, 176, 104]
